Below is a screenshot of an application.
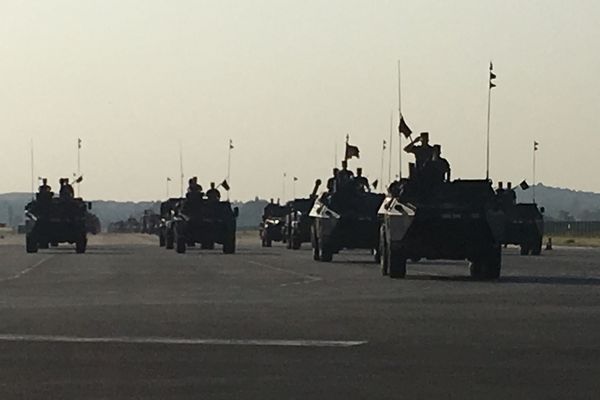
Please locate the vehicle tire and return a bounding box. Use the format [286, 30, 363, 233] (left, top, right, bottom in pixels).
[223, 233, 236, 254]
[380, 226, 389, 276]
[159, 232, 165, 247]
[265, 238, 272, 247]
[469, 260, 483, 279]
[311, 225, 320, 261]
[175, 230, 186, 254]
[319, 239, 333, 262]
[531, 237, 542, 256]
[286, 235, 292, 249]
[388, 247, 407, 279]
[291, 235, 301, 250]
[165, 228, 174, 250]
[520, 244, 530, 256]
[481, 245, 501, 280]
[75, 235, 87, 254]
[26, 234, 38, 253]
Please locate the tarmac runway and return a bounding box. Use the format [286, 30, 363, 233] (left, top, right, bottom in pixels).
[0, 233, 598, 399]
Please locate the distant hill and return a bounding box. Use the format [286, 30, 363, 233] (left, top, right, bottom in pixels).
[516, 183, 600, 221]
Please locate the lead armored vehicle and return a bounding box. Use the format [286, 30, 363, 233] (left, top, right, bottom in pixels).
[284, 179, 321, 250]
[379, 173, 505, 280]
[310, 182, 385, 262]
[25, 195, 91, 253]
[259, 202, 289, 247]
[171, 193, 238, 254]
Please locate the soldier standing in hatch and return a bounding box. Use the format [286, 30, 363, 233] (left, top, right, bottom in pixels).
[354, 168, 370, 192]
[336, 160, 354, 191]
[404, 132, 435, 171]
[326, 168, 339, 193]
[206, 182, 221, 201]
[59, 178, 74, 199]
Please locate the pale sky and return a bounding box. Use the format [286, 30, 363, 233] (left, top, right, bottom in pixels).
[1, 0, 598, 201]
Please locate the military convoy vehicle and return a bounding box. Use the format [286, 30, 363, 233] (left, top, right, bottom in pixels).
[379, 176, 505, 280]
[25, 196, 91, 253]
[141, 209, 161, 234]
[310, 189, 385, 262]
[158, 198, 183, 248]
[259, 202, 289, 247]
[171, 193, 238, 254]
[503, 203, 544, 255]
[284, 179, 321, 250]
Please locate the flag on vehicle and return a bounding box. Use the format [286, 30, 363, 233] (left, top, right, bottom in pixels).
[345, 143, 360, 160]
[372, 180, 379, 190]
[398, 116, 412, 138]
[519, 180, 529, 190]
[229, 139, 234, 150]
[74, 176, 83, 184]
[534, 141, 539, 151]
[78, 138, 82, 149]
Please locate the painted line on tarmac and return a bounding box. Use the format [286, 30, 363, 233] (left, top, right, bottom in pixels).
[246, 260, 323, 286]
[0, 256, 54, 283]
[0, 334, 366, 348]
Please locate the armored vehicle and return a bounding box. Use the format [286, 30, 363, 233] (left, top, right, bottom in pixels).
[171, 193, 238, 254]
[310, 189, 385, 262]
[158, 198, 183, 248]
[503, 203, 544, 255]
[85, 213, 101, 235]
[379, 177, 505, 280]
[259, 202, 289, 247]
[284, 179, 321, 250]
[141, 209, 161, 234]
[25, 196, 91, 253]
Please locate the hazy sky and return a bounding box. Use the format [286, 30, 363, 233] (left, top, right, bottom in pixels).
[1, 0, 598, 201]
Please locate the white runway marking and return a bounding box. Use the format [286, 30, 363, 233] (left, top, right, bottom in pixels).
[0, 334, 366, 347]
[0, 256, 54, 283]
[246, 260, 322, 286]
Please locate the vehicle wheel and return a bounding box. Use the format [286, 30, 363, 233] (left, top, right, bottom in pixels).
[223, 233, 236, 254]
[26, 234, 38, 253]
[286, 235, 292, 249]
[75, 235, 87, 254]
[531, 238, 542, 256]
[469, 261, 483, 279]
[311, 225, 320, 260]
[380, 226, 389, 276]
[265, 238, 272, 247]
[481, 245, 501, 280]
[175, 230, 186, 254]
[159, 232, 165, 247]
[520, 244, 530, 256]
[165, 229, 174, 250]
[319, 239, 333, 262]
[388, 247, 407, 279]
[291, 235, 301, 250]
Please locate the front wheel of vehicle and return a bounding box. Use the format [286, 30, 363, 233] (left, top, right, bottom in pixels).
[26, 234, 38, 253]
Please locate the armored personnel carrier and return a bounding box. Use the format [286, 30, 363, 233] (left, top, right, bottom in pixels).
[259, 202, 289, 247]
[24, 196, 91, 253]
[503, 203, 544, 255]
[158, 198, 183, 248]
[141, 209, 161, 235]
[379, 176, 505, 280]
[310, 186, 385, 262]
[284, 179, 321, 250]
[171, 193, 238, 254]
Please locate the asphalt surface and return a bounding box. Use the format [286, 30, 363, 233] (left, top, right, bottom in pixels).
[0, 233, 599, 399]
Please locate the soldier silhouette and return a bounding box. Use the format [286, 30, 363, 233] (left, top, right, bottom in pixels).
[354, 168, 370, 192]
[404, 132, 435, 171]
[206, 182, 221, 201]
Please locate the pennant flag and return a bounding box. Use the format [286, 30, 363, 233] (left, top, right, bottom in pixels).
[167, 177, 172, 182]
[372, 179, 378, 190]
[398, 116, 413, 138]
[534, 141, 539, 151]
[78, 138, 82, 149]
[382, 140, 387, 150]
[74, 176, 83, 184]
[229, 139, 234, 150]
[345, 143, 360, 160]
[489, 62, 497, 89]
[220, 179, 230, 191]
[293, 177, 298, 181]
[519, 180, 529, 190]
